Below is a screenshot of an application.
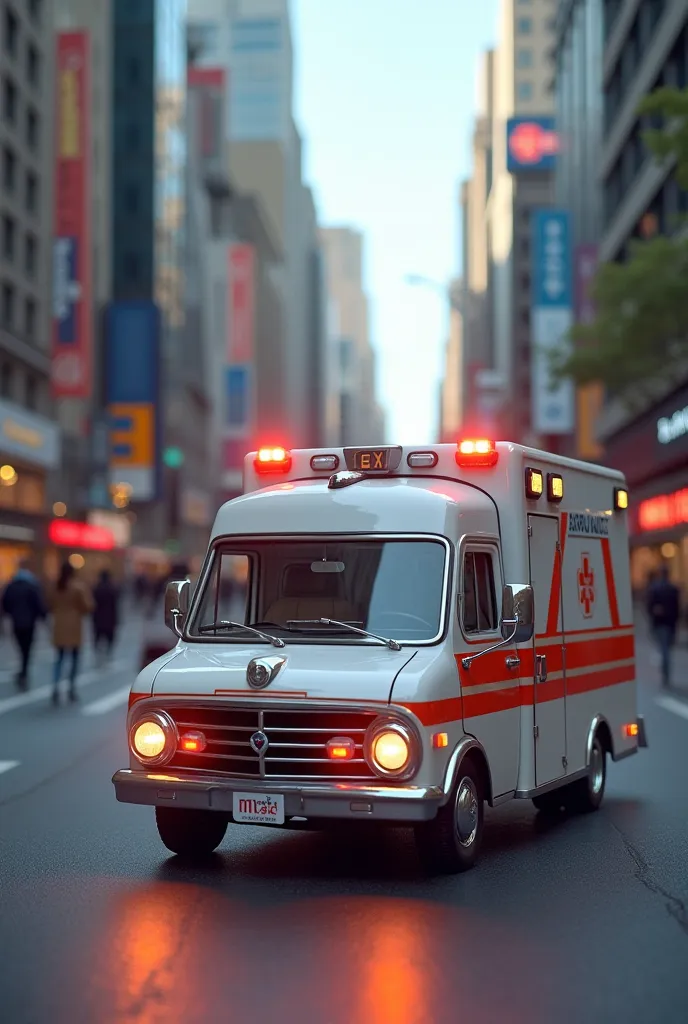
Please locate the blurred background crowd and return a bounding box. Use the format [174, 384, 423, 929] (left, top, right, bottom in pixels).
[0, 0, 688, 617]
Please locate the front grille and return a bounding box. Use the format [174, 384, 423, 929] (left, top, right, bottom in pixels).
[165, 705, 380, 781]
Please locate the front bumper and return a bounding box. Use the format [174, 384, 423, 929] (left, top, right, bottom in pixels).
[112, 769, 443, 823]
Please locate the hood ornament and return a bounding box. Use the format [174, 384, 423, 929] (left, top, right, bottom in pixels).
[250, 731, 269, 755]
[247, 655, 286, 689]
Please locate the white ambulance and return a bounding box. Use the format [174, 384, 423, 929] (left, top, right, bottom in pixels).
[113, 440, 647, 873]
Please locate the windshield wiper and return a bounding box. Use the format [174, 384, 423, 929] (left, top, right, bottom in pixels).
[197, 621, 286, 648]
[287, 617, 402, 651]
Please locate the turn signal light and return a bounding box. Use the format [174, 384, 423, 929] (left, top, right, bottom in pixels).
[255, 447, 292, 473]
[455, 439, 498, 468]
[180, 730, 207, 753]
[326, 736, 356, 761]
[623, 723, 639, 738]
[432, 732, 449, 749]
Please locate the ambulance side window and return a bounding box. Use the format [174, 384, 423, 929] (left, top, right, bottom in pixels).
[462, 550, 498, 634]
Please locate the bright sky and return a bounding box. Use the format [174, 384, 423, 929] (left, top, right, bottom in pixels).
[292, 0, 499, 444]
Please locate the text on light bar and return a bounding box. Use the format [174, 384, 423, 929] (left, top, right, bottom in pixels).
[455, 439, 498, 467]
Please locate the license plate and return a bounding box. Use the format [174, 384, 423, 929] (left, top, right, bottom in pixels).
[232, 792, 285, 825]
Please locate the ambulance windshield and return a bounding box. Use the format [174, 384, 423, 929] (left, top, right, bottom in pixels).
[189, 538, 448, 644]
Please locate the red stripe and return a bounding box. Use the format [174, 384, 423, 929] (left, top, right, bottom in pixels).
[600, 537, 620, 627]
[545, 512, 567, 635]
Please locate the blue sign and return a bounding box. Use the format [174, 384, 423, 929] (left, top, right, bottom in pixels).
[53, 237, 80, 344]
[225, 366, 251, 430]
[507, 117, 559, 174]
[531, 210, 572, 309]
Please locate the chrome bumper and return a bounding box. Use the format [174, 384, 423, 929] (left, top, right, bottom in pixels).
[112, 769, 443, 822]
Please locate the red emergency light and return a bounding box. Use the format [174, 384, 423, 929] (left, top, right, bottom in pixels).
[254, 446, 292, 473]
[455, 439, 498, 468]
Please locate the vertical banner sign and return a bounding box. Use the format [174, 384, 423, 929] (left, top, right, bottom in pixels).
[227, 243, 255, 363]
[531, 210, 575, 435]
[52, 32, 91, 398]
[187, 66, 226, 159]
[574, 245, 603, 459]
[224, 243, 256, 486]
[105, 302, 161, 502]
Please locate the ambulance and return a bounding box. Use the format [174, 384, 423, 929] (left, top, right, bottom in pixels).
[113, 439, 647, 874]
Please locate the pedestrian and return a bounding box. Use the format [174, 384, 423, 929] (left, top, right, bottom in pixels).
[49, 560, 94, 705]
[646, 565, 680, 688]
[1, 558, 46, 690]
[92, 569, 120, 663]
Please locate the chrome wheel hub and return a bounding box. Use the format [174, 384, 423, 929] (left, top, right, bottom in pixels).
[590, 741, 604, 795]
[455, 776, 479, 847]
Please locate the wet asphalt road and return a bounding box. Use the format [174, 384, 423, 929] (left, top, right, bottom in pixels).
[0, 628, 687, 1024]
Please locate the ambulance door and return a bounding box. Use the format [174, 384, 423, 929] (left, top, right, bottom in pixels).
[528, 515, 566, 786]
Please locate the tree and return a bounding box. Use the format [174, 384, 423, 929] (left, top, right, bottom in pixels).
[549, 86, 688, 397]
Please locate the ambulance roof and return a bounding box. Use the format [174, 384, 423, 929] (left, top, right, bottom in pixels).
[211, 476, 496, 539]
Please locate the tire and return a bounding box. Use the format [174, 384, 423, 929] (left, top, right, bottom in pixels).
[532, 789, 566, 814]
[564, 733, 607, 814]
[155, 806, 228, 857]
[414, 756, 484, 875]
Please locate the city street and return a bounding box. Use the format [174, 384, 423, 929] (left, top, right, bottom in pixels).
[1, 622, 687, 1024]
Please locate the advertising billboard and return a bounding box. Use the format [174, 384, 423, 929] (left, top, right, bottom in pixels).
[105, 302, 161, 502]
[507, 117, 559, 174]
[531, 210, 575, 435]
[52, 32, 92, 397]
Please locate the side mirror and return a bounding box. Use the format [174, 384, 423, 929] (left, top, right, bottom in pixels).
[501, 583, 534, 644]
[165, 579, 190, 638]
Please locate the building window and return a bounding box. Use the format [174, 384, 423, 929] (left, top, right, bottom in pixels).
[461, 551, 498, 634]
[26, 107, 38, 150]
[2, 144, 16, 191]
[124, 252, 140, 281]
[125, 184, 139, 214]
[0, 361, 13, 397]
[25, 233, 36, 276]
[24, 296, 36, 341]
[125, 123, 140, 150]
[27, 43, 39, 87]
[1, 282, 15, 328]
[517, 81, 534, 101]
[25, 171, 37, 214]
[516, 17, 533, 33]
[2, 215, 15, 260]
[4, 6, 18, 58]
[127, 56, 140, 84]
[25, 374, 37, 410]
[3, 76, 17, 124]
[516, 49, 533, 68]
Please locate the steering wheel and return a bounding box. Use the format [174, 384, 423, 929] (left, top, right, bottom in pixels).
[374, 611, 433, 629]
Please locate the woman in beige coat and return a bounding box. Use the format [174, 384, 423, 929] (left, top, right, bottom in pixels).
[49, 561, 94, 704]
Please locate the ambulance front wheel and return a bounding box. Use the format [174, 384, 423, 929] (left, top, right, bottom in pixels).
[155, 806, 228, 857]
[414, 757, 484, 875]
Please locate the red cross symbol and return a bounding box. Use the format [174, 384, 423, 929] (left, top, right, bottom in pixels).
[578, 554, 595, 618]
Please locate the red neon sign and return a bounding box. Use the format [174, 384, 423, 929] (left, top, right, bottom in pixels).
[508, 122, 559, 165]
[48, 518, 115, 551]
[638, 488, 688, 532]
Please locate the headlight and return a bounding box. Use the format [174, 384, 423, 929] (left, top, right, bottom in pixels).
[128, 710, 176, 767]
[365, 719, 418, 780]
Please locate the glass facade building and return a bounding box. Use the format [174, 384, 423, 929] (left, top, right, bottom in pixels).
[554, 0, 604, 249]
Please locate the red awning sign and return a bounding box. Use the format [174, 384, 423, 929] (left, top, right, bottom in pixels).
[48, 518, 115, 551]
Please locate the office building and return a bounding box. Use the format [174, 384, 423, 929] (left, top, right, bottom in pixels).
[0, 0, 61, 581]
[577, 2, 688, 592]
[438, 279, 464, 442]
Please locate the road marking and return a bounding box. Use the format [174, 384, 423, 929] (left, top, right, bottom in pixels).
[0, 659, 129, 718]
[82, 684, 131, 716]
[0, 760, 19, 775]
[656, 695, 688, 721]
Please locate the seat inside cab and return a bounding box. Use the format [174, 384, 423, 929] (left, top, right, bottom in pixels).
[264, 563, 358, 624]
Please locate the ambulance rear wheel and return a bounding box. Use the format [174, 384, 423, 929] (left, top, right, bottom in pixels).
[566, 734, 607, 814]
[414, 758, 484, 875]
[155, 806, 228, 857]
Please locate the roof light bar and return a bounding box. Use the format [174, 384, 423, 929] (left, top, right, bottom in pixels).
[407, 451, 438, 468]
[525, 467, 544, 500]
[614, 487, 629, 511]
[311, 454, 339, 471]
[254, 447, 292, 473]
[547, 473, 564, 503]
[456, 439, 498, 468]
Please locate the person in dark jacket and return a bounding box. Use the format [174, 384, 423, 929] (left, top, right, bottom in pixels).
[2, 559, 46, 689]
[92, 569, 120, 662]
[646, 565, 680, 688]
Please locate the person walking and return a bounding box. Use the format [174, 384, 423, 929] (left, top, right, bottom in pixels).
[49, 561, 94, 705]
[646, 565, 680, 689]
[1, 559, 46, 689]
[92, 569, 120, 663]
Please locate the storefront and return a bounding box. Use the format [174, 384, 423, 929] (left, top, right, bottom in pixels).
[603, 383, 688, 596]
[46, 518, 118, 582]
[0, 398, 60, 584]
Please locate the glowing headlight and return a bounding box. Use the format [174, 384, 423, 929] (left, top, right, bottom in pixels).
[365, 719, 419, 779]
[132, 721, 166, 758]
[129, 711, 176, 766]
[372, 729, 410, 771]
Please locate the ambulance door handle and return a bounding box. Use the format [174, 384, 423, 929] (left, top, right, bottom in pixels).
[535, 654, 547, 683]
[506, 656, 520, 670]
